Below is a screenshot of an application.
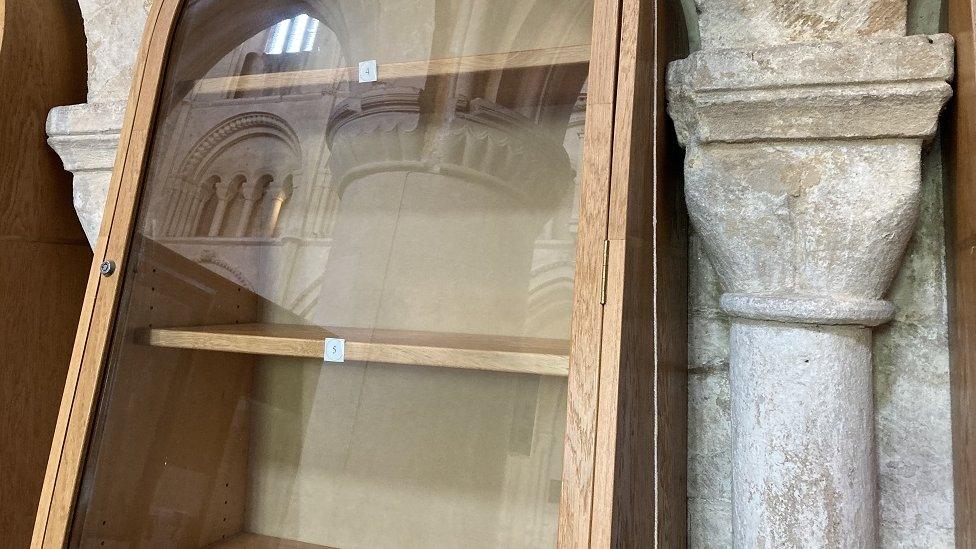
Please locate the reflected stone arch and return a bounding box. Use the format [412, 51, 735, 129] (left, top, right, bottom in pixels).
[497, 0, 593, 128]
[169, 0, 348, 86]
[195, 250, 254, 290]
[192, 174, 221, 236]
[526, 261, 575, 336]
[179, 112, 302, 183]
[163, 112, 303, 238]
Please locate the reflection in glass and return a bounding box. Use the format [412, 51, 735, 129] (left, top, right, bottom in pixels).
[71, 1, 591, 547]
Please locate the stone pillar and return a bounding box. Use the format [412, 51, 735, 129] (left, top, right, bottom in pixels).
[318, 86, 574, 334]
[263, 179, 293, 237]
[667, 3, 953, 545]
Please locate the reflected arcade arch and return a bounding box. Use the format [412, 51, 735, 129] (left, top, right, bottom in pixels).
[69, 1, 598, 547]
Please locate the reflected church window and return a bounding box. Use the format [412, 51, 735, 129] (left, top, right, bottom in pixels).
[67, 1, 594, 546]
[265, 14, 319, 54]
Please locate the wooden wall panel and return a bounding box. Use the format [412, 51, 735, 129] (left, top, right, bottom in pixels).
[948, 0, 976, 546]
[0, 0, 90, 546]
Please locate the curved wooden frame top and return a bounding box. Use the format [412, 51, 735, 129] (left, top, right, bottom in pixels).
[30, 0, 689, 547]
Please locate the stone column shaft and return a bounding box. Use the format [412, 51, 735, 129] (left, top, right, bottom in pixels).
[726, 299, 881, 546]
[319, 87, 574, 333]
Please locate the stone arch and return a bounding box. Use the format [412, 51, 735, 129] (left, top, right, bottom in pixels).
[164, 0, 349, 95]
[195, 250, 254, 290]
[179, 112, 302, 184]
[526, 261, 575, 336]
[163, 112, 303, 238]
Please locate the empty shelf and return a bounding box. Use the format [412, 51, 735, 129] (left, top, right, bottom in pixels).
[195, 44, 590, 96]
[143, 323, 570, 377]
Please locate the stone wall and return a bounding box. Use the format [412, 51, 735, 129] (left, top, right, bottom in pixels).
[56, 0, 957, 546]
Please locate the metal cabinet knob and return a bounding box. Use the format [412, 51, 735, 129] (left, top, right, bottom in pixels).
[100, 260, 116, 277]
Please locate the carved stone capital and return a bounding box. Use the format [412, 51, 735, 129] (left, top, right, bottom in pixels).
[669, 34, 953, 145]
[667, 34, 953, 325]
[326, 87, 575, 207]
[667, 28, 954, 548]
[46, 100, 126, 246]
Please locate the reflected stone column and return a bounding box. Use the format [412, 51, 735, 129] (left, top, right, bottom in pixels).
[317, 86, 575, 335]
[263, 86, 578, 546]
[667, 15, 953, 547]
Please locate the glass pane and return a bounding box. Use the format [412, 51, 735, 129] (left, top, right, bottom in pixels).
[71, 1, 591, 547]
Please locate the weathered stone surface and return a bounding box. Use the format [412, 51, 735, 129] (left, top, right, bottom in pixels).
[688, 365, 733, 548]
[731, 322, 875, 548]
[669, 13, 953, 542]
[78, 0, 151, 102]
[47, 101, 126, 245]
[669, 35, 953, 144]
[686, 138, 956, 549]
[696, 0, 908, 49]
[683, 3, 956, 547]
[684, 140, 926, 299]
[672, 34, 952, 93]
[44, 0, 150, 244]
[874, 141, 954, 547]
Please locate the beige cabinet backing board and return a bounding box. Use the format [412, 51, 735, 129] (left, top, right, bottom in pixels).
[31, 0, 688, 547]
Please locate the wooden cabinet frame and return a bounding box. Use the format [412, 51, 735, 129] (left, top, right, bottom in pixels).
[949, 0, 976, 545]
[30, 0, 688, 547]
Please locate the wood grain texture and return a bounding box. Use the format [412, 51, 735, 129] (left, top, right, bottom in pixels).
[0, 1, 89, 547]
[653, 0, 690, 544]
[32, 0, 691, 546]
[591, 0, 688, 545]
[145, 323, 570, 376]
[947, 0, 976, 546]
[32, 1, 183, 546]
[196, 44, 590, 96]
[0, 243, 89, 546]
[556, 0, 619, 544]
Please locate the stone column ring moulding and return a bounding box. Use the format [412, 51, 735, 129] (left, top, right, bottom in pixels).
[667, 10, 953, 547]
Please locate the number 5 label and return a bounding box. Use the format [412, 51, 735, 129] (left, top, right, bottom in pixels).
[325, 338, 346, 363]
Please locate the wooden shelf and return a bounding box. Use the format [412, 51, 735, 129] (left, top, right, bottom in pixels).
[195, 43, 590, 96]
[209, 532, 335, 549]
[142, 323, 570, 377]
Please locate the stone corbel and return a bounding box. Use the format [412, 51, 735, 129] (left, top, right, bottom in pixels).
[47, 101, 127, 246]
[668, 29, 953, 548]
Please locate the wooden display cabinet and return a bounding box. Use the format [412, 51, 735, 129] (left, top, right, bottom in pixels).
[31, 0, 688, 547]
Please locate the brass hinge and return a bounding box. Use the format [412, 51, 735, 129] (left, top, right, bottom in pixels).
[600, 239, 610, 305]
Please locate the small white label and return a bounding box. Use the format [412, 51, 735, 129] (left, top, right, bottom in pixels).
[358, 60, 378, 83]
[325, 338, 346, 363]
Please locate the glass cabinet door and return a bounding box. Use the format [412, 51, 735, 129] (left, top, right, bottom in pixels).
[71, 1, 592, 547]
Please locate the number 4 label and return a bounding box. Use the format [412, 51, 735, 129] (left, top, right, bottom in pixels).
[359, 60, 378, 83]
[325, 338, 346, 363]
